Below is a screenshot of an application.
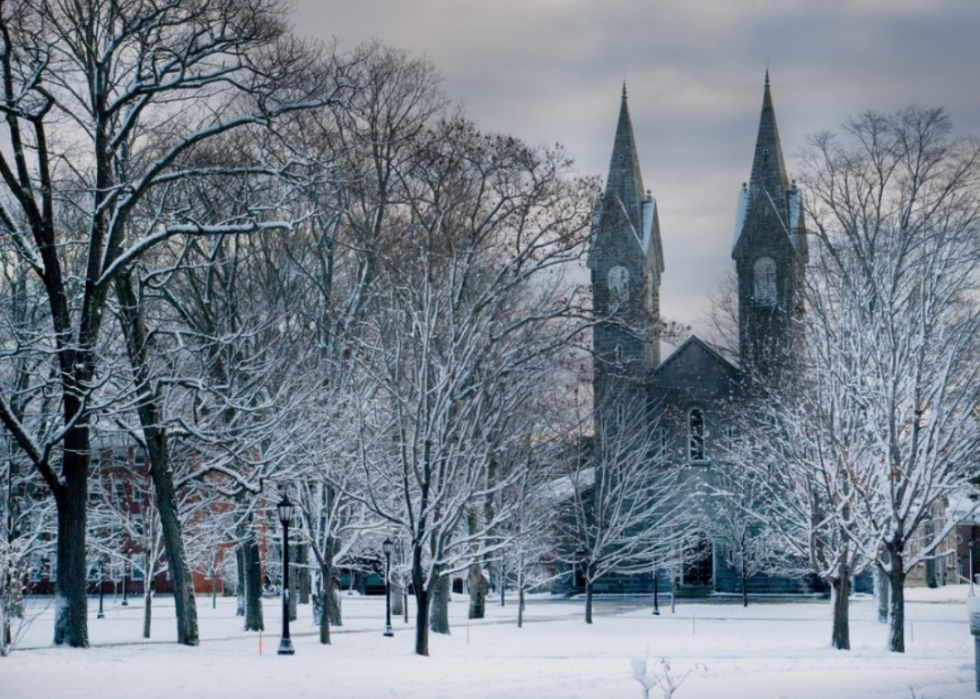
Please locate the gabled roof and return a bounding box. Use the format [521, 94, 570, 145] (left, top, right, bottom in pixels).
[654, 334, 741, 378]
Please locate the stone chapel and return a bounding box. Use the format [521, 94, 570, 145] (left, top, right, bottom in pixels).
[586, 74, 818, 596]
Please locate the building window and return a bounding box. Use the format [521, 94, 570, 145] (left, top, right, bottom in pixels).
[689, 408, 705, 461]
[754, 257, 777, 306]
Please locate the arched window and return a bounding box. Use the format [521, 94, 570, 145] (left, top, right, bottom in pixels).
[607, 266, 629, 302]
[754, 257, 777, 306]
[688, 408, 705, 461]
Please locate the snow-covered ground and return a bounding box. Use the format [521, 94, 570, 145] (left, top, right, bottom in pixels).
[4, 586, 978, 699]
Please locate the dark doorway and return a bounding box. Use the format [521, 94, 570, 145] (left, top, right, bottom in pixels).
[683, 533, 713, 587]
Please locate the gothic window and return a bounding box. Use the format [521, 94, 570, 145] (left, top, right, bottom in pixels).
[614, 344, 623, 363]
[688, 408, 705, 461]
[607, 266, 629, 302]
[754, 257, 777, 306]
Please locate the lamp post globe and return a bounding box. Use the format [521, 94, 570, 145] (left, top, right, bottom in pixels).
[277, 493, 296, 655]
[383, 537, 394, 637]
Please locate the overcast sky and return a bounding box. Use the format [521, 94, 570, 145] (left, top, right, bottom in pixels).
[291, 0, 980, 336]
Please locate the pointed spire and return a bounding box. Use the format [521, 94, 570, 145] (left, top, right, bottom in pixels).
[605, 84, 646, 226]
[748, 71, 789, 203]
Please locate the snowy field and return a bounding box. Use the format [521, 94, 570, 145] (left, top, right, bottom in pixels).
[3, 586, 979, 699]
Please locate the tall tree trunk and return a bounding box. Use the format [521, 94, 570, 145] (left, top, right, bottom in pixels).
[874, 565, 889, 625]
[517, 585, 525, 628]
[297, 544, 310, 604]
[888, 543, 906, 653]
[430, 571, 451, 635]
[236, 510, 263, 632]
[391, 582, 404, 616]
[584, 575, 594, 624]
[412, 548, 430, 656]
[924, 515, 938, 588]
[143, 576, 154, 639]
[115, 275, 199, 645]
[499, 562, 506, 607]
[236, 546, 245, 617]
[319, 536, 334, 644]
[288, 544, 298, 622]
[741, 559, 749, 608]
[467, 562, 489, 620]
[53, 428, 89, 648]
[830, 566, 851, 650]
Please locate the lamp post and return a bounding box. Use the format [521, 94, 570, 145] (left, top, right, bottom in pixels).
[97, 559, 106, 619]
[383, 537, 394, 637]
[121, 552, 130, 606]
[277, 493, 296, 655]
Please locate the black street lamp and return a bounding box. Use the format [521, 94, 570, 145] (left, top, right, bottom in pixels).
[121, 552, 130, 606]
[97, 559, 106, 619]
[277, 493, 296, 655]
[382, 537, 394, 637]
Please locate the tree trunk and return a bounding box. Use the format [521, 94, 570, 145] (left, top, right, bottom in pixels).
[517, 578, 525, 628]
[430, 572, 451, 634]
[237, 511, 263, 632]
[146, 437, 198, 645]
[584, 577, 594, 624]
[888, 544, 906, 653]
[236, 546, 245, 617]
[328, 585, 342, 626]
[499, 563, 506, 607]
[52, 430, 90, 648]
[116, 275, 199, 645]
[740, 560, 749, 608]
[874, 565, 889, 625]
[924, 515, 938, 588]
[412, 548, 430, 656]
[288, 544, 298, 622]
[391, 583, 404, 616]
[298, 544, 310, 604]
[830, 567, 851, 650]
[319, 537, 333, 644]
[467, 562, 489, 620]
[142, 579, 154, 639]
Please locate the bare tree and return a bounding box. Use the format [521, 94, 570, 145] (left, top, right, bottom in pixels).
[0, 0, 343, 647]
[553, 389, 692, 624]
[796, 105, 980, 652]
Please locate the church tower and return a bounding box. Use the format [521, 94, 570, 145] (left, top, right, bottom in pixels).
[731, 73, 806, 379]
[588, 85, 664, 410]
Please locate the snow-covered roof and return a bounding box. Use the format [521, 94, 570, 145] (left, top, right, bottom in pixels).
[542, 467, 595, 504]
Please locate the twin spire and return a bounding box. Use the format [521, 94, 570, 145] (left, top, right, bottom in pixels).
[748, 71, 790, 202]
[604, 82, 647, 230]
